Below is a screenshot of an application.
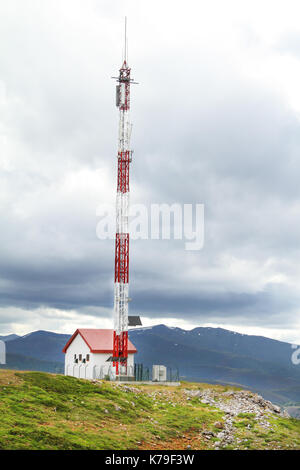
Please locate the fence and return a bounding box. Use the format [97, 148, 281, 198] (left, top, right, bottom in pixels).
[66, 362, 178, 382]
[65, 363, 134, 380]
[134, 364, 179, 382]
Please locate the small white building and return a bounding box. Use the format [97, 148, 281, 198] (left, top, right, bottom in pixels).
[152, 365, 167, 382]
[63, 329, 137, 380]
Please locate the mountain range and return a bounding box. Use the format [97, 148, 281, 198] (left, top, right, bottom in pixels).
[0, 324, 299, 412]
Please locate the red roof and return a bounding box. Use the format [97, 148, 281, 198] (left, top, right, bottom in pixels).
[62, 329, 137, 354]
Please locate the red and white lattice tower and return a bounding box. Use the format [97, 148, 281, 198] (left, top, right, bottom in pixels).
[112, 19, 135, 377]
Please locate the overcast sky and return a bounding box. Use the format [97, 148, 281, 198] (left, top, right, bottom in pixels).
[1, 0, 300, 343]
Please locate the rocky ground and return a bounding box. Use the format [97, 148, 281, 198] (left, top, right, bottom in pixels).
[111, 381, 298, 450]
[184, 388, 289, 449]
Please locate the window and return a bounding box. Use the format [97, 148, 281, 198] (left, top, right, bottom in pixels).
[74, 354, 77, 363]
[79, 354, 82, 361]
[86, 354, 90, 362]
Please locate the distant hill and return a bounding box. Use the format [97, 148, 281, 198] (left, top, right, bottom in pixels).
[0, 353, 64, 374]
[1, 325, 299, 409]
[0, 334, 20, 342]
[130, 325, 295, 368]
[5, 330, 70, 363]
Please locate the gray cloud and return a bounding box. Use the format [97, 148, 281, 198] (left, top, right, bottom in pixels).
[0, 1, 300, 340]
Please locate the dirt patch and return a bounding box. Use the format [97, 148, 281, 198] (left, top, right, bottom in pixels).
[138, 431, 207, 450]
[0, 370, 23, 386]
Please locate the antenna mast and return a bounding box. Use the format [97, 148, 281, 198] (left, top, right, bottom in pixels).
[112, 18, 136, 378]
[124, 16, 127, 63]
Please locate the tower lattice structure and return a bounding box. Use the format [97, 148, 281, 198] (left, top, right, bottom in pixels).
[112, 42, 135, 376]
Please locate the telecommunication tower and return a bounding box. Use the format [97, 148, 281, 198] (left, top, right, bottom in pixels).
[112, 19, 138, 377]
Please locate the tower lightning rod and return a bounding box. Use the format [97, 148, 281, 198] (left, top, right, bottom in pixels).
[124, 16, 127, 62]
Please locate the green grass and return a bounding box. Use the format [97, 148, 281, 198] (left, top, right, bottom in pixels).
[0, 370, 299, 450]
[231, 413, 300, 450]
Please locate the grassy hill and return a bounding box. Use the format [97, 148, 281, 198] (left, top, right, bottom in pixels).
[0, 370, 299, 450]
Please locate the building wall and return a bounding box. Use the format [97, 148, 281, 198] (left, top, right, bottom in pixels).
[64, 334, 135, 379]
